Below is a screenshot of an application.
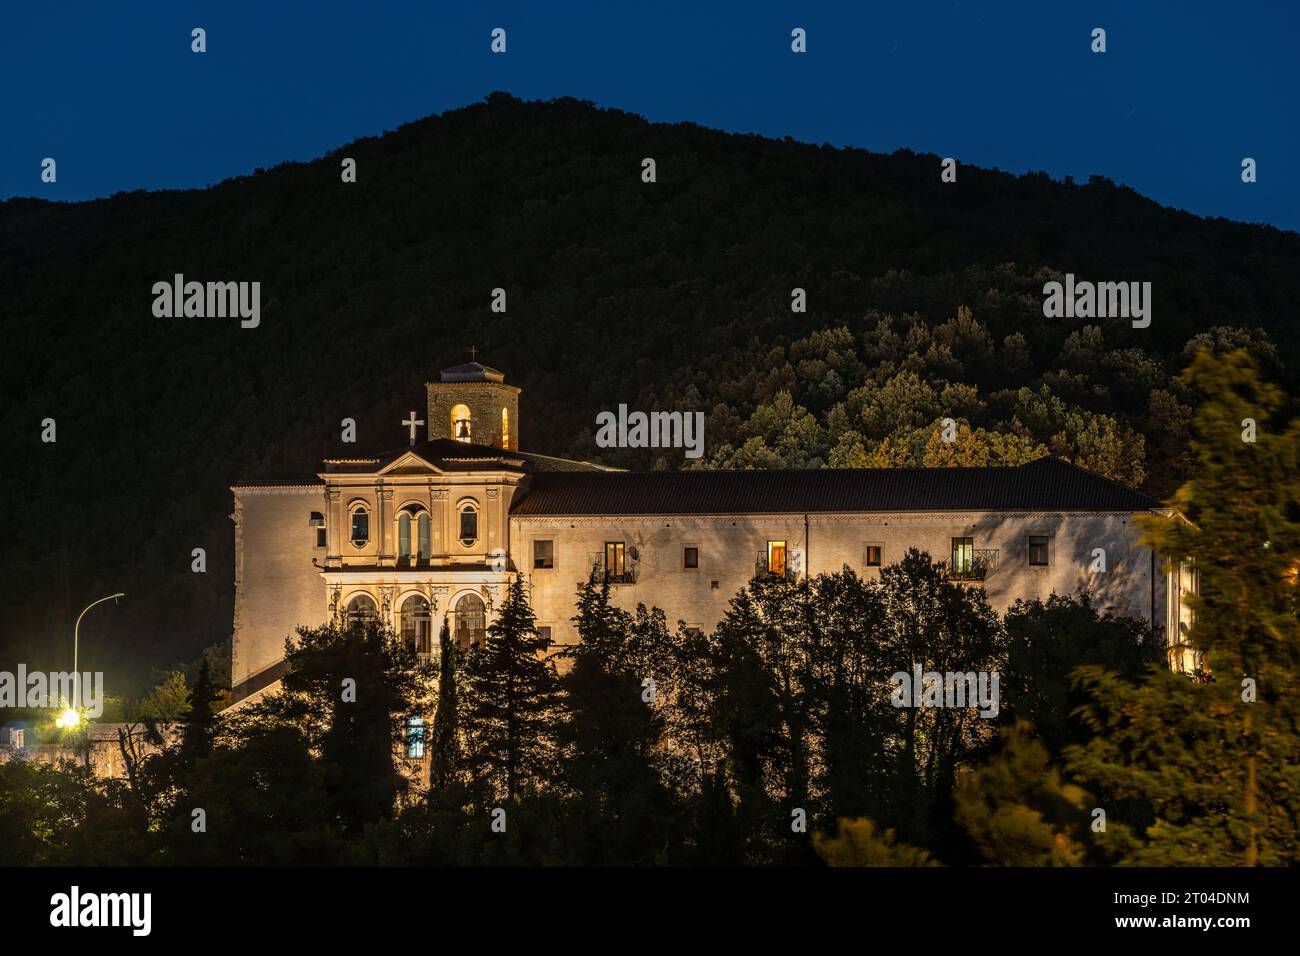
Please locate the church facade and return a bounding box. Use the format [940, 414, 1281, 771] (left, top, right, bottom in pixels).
[229, 361, 1194, 705]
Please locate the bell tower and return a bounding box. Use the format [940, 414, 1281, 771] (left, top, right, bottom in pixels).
[425, 358, 520, 450]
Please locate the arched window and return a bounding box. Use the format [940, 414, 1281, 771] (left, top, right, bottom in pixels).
[397, 512, 412, 559]
[451, 404, 472, 442]
[417, 511, 431, 560]
[454, 593, 486, 649]
[350, 505, 369, 547]
[344, 593, 378, 626]
[458, 501, 479, 547]
[501, 407, 509, 449]
[400, 595, 432, 655]
[397, 506, 432, 563]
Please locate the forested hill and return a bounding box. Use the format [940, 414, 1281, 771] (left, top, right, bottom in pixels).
[2, 92, 1297, 691]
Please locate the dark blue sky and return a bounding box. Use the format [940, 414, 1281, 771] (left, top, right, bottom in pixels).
[3, 1, 1297, 231]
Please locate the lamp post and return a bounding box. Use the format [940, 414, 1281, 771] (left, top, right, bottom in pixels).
[65, 592, 124, 722]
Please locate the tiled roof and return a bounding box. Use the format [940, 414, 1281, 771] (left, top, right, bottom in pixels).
[509, 458, 1163, 516]
[323, 438, 613, 474]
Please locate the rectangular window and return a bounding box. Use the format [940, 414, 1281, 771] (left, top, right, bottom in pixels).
[1029, 535, 1050, 566]
[684, 546, 699, 569]
[537, 625, 552, 643]
[405, 717, 425, 760]
[534, 539, 554, 569]
[767, 540, 787, 575]
[951, 537, 974, 573]
[865, 544, 882, 567]
[605, 541, 626, 575]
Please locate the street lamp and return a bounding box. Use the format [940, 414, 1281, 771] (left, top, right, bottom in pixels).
[68, 592, 124, 720]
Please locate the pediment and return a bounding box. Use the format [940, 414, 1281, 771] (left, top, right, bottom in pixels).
[377, 450, 445, 476]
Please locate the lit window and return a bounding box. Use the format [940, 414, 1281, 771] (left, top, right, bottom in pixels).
[454, 593, 486, 649]
[406, 716, 425, 759]
[350, 507, 369, 547]
[1029, 535, 1050, 566]
[344, 593, 378, 626]
[451, 404, 472, 442]
[605, 541, 626, 576]
[767, 541, 787, 575]
[400, 595, 432, 655]
[459, 502, 479, 546]
[398, 512, 412, 559]
[951, 537, 974, 573]
[417, 512, 431, 560]
[501, 408, 509, 449]
[534, 539, 554, 569]
[865, 545, 882, 567]
[684, 546, 699, 569]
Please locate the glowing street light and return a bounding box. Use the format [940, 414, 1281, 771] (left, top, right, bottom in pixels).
[55, 708, 81, 729]
[71, 592, 124, 715]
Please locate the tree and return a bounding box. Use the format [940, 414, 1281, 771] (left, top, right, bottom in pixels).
[460, 576, 561, 802]
[1002, 594, 1161, 758]
[954, 722, 1132, 866]
[273, 619, 431, 836]
[428, 617, 462, 795]
[1071, 349, 1300, 865]
[557, 578, 681, 863]
[874, 549, 1006, 847]
[813, 817, 937, 867]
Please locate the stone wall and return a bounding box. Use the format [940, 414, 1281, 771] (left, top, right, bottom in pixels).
[512, 510, 1169, 647]
[425, 381, 520, 449]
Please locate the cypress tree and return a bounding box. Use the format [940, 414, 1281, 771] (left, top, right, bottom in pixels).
[460, 576, 560, 802]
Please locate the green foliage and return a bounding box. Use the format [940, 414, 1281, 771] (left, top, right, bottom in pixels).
[1003, 594, 1161, 757]
[1071, 350, 1300, 865]
[813, 817, 938, 867]
[953, 722, 1133, 866]
[460, 576, 561, 802]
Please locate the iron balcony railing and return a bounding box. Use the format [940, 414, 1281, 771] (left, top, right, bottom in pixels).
[945, 549, 999, 582]
[589, 552, 638, 585]
[755, 551, 799, 579]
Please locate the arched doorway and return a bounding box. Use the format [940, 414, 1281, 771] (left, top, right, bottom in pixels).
[344, 593, 378, 627]
[453, 593, 486, 649]
[400, 594, 432, 656]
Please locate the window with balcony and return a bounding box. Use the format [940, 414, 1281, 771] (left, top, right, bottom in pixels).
[767, 540, 787, 575]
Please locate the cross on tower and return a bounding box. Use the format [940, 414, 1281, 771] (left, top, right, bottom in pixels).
[402, 410, 425, 446]
[467, 345, 478, 363]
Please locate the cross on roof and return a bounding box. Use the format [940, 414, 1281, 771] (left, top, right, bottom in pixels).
[401, 410, 425, 446]
[467, 345, 478, 362]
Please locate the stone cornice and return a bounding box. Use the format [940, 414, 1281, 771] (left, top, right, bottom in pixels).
[508, 511, 1150, 527]
[230, 483, 325, 496]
